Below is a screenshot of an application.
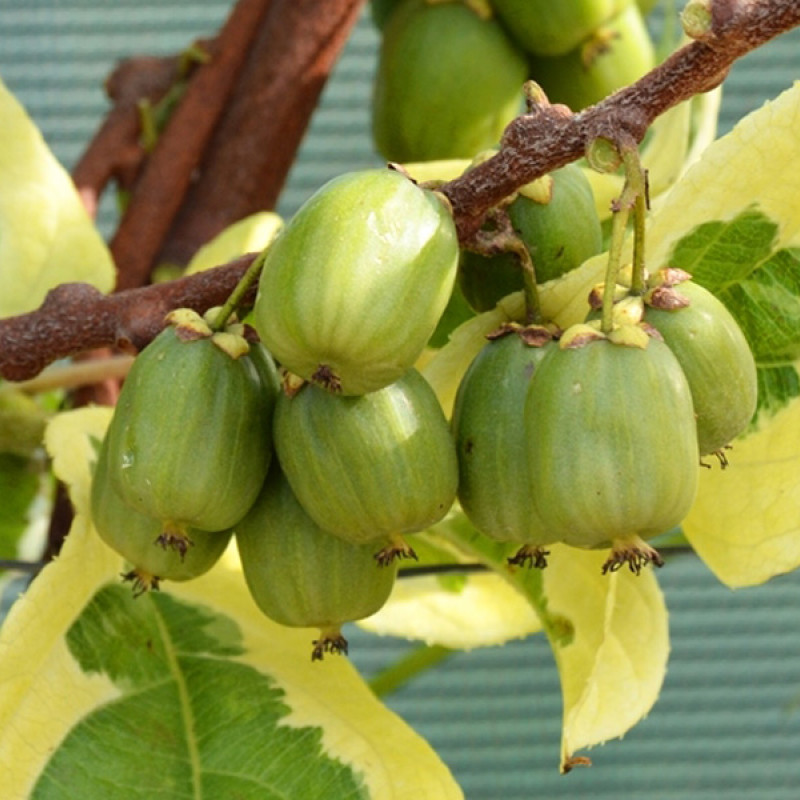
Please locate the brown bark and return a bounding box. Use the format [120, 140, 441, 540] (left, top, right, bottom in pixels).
[442, 0, 800, 240]
[71, 55, 185, 218]
[110, 0, 273, 290]
[159, 0, 366, 268]
[1, 0, 799, 383]
[0, 256, 255, 381]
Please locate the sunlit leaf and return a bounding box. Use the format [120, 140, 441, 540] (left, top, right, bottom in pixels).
[542, 548, 668, 772]
[682, 383, 800, 588]
[0, 409, 462, 799]
[183, 211, 284, 275]
[0, 79, 114, 319]
[431, 512, 668, 770]
[360, 572, 541, 649]
[647, 84, 800, 414]
[421, 255, 606, 417]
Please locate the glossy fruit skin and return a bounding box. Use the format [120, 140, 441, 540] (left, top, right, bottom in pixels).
[106, 325, 274, 532]
[492, 0, 631, 56]
[452, 332, 556, 544]
[645, 281, 758, 455]
[274, 369, 458, 544]
[91, 434, 232, 582]
[235, 466, 398, 629]
[526, 337, 699, 549]
[528, 3, 655, 111]
[458, 164, 602, 311]
[254, 169, 459, 395]
[372, 0, 527, 162]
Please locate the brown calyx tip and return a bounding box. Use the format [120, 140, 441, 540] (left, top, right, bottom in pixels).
[517, 324, 559, 347]
[700, 444, 732, 470]
[311, 363, 342, 393]
[508, 544, 550, 569]
[653, 267, 692, 287]
[122, 569, 161, 596]
[486, 321, 520, 341]
[374, 537, 418, 567]
[311, 627, 349, 662]
[646, 285, 691, 310]
[155, 524, 194, 561]
[562, 755, 593, 774]
[602, 537, 664, 575]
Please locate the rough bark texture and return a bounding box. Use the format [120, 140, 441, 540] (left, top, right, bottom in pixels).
[1, 0, 799, 382]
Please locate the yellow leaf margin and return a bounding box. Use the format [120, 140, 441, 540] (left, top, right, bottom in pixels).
[0, 408, 462, 799]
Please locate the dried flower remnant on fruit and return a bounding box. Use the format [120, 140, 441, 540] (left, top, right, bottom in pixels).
[311, 627, 349, 662]
[155, 522, 194, 559]
[508, 544, 549, 569]
[374, 536, 418, 567]
[602, 536, 664, 575]
[311, 363, 342, 393]
[122, 569, 161, 596]
[165, 307, 213, 340]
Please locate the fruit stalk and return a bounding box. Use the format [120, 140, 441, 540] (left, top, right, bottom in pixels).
[601, 141, 645, 334]
[210, 246, 270, 331]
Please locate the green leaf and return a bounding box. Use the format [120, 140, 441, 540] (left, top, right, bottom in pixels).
[0, 409, 462, 799]
[666, 208, 800, 366]
[0, 79, 114, 318]
[183, 211, 284, 276]
[644, 82, 800, 418]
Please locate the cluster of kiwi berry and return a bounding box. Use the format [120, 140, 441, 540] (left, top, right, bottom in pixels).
[91, 160, 757, 660]
[91, 0, 758, 660]
[91, 169, 461, 660]
[371, 0, 657, 163]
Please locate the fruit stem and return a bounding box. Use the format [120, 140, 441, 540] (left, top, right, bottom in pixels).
[508, 236, 543, 325]
[625, 147, 649, 296]
[601, 141, 646, 333]
[210, 246, 270, 331]
[601, 200, 630, 334]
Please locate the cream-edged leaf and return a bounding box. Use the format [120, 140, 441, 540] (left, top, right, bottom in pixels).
[0, 409, 462, 799]
[359, 571, 541, 649]
[682, 388, 800, 587]
[432, 514, 668, 771]
[0, 79, 114, 318]
[183, 211, 283, 275]
[542, 546, 668, 772]
[648, 83, 800, 269]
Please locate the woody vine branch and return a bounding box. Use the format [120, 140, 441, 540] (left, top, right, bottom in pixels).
[0, 0, 798, 383]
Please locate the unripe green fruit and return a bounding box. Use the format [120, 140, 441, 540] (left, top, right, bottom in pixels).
[452, 328, 556, 554]
[645, 280, 757, 457]
[370, 0, 403, 30]
[235, 465, 398, 660]
[526, 335, 698, 570]
[372, 0, 527, 161]
[91, 435, 232, 593]
[254, 169, 459, 395]
[274, 369, 458, 545]
[492, 0, 631, 56]
[0, 389, 48, 456]
[105, 313, 274, 534]
[458, 249, 524, 313]
[529, 3, 655, 110]
[459, 164, 602, 312]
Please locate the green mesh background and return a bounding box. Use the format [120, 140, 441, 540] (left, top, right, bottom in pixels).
[2, 3, 800, 798]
